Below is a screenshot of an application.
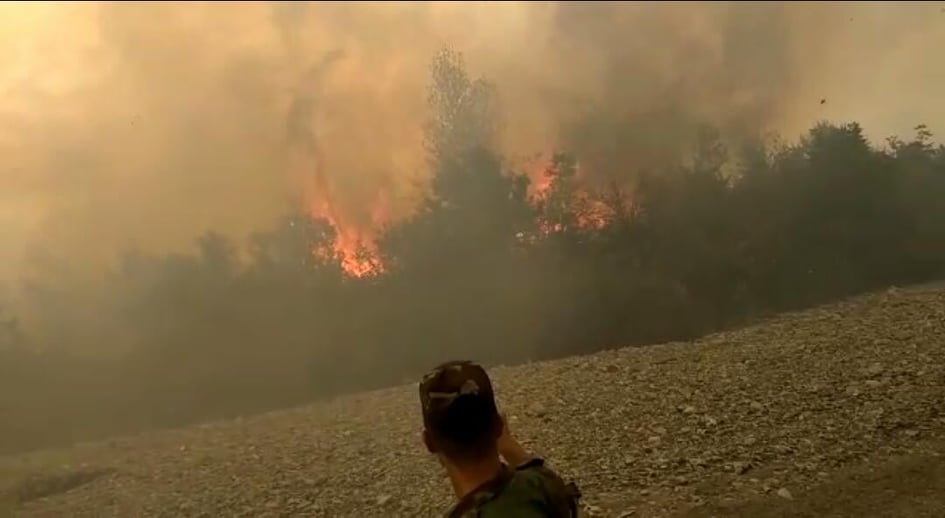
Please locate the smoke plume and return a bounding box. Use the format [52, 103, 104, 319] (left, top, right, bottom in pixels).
[1, 1, 944, 282]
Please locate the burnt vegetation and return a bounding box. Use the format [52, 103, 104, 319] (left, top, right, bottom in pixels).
[2, 50, 945, 453]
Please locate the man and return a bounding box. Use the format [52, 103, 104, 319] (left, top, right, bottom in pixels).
[419, 360, 581, 517]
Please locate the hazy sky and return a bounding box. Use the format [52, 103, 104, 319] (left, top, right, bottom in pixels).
[1, 1, 944, 283]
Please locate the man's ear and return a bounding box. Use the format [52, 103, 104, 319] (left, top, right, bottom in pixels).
[492, 414, 503, 440]
[422, 429, 438, 454]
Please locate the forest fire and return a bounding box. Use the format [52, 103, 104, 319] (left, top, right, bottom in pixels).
[302, 153, 615, 279]
[335, 239, 382, 278]
[528, 162, 556, 201]
[291, 150, 387, 278]
[306, 199, 386, 278]
[527, 153, 613, 233]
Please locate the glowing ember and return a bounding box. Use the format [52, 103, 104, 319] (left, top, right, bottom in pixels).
[574, 194, 611, 230]
[335, 236, 382, 278]
[524, 153, 556, 201]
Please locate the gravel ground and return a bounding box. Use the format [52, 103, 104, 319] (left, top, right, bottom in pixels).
[2, 283, 945, 517]
[686, 437, 945, 518]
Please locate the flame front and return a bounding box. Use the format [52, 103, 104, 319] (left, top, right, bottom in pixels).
[306, 198, 386, 278]
[297, 151, 614, 278]
[290, 141, 386, 278]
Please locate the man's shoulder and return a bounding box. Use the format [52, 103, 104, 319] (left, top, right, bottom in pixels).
[448, 462, 580, 518]
[477, 465, 579, 517]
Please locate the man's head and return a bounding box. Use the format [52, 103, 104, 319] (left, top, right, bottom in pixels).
[419, 360, 502, 464]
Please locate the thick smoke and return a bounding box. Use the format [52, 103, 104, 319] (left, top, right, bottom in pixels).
[1, 2, 944, 284]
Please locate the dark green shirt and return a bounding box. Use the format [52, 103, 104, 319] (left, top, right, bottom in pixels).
[447, 459, 580, 518]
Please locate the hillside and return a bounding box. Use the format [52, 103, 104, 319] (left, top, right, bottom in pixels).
[3, 283, 945, 517]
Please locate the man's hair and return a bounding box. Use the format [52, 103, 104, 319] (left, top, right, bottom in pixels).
[419, 360, 501, 462]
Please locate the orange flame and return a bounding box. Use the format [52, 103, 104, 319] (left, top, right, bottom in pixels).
[526, 153, 611, 233]
[291, 150, 386, 278]
[306, 200, 385, 278]
[523, 153, 556, 201]
[297, 151, 615, 277]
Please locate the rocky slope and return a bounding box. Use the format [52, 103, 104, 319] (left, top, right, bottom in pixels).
[3, 283, 945, 517]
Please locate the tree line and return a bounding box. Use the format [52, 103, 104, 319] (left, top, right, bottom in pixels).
[2, 50, 944, 453]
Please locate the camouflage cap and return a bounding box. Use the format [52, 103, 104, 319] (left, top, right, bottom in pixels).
[419, 360, 498, 433]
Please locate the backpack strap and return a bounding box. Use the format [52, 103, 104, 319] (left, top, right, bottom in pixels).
[563, 481, 582, 517]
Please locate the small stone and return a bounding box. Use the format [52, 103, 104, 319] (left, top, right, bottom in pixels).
[376, 494, 392, 505]
[619, 511, 636, 518]
[605, 364, 619, 373]
[865, 379, 882, 388]
[681, 405, 697, 415]
[750, 401, 764, 411]
[776, 488, 793, 500]
[647, 436, 662, 446]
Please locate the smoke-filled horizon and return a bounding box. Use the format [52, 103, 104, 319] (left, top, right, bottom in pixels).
[2, 1, 944, 285]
